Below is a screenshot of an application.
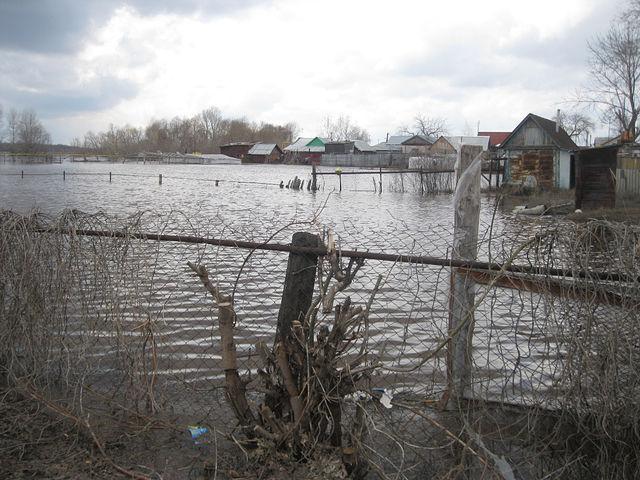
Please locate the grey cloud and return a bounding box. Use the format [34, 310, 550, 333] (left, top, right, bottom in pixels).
[0, 0, 266, 54]
[14, 78, 138, 117]
[501, 3, 613, 68]
[0, 54, 139, 117]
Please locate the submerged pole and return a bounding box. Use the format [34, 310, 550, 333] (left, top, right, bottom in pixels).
[159, 173, 162, 185]
[311, 164, 318, 191]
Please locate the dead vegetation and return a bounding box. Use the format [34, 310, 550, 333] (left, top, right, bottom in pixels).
[1, 209, 640, 479]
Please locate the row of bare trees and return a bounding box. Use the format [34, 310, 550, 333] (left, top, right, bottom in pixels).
[0, 105, 51, 153]
[73, 106, 299, 156]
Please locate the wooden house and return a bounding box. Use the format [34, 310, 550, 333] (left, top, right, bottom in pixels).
[575, 142, 640, 209]
[500, 113, 577, 190]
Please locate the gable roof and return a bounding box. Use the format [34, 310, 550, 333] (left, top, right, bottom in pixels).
[401, 134, 434, 146]
[284, 137, 324, 153]
[248, 143, 281, 155]
[502, 113, 578, 150]
[477, 131, 511, 147]
[387, 135, 412, 145]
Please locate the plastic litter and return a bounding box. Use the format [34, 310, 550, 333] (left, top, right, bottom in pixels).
[187, 425, 209, 443]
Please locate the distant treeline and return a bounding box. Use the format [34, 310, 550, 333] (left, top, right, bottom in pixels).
[72, 107, 299, 155]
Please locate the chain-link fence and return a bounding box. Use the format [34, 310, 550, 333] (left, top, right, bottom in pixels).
[1, 207, 639, 479]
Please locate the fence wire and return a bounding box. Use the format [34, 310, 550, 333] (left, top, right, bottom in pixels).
[1, 208, 639, 479]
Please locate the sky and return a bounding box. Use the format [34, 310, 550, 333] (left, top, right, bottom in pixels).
[0, 0, 618, 145]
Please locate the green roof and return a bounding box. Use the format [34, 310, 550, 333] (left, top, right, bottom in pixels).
[306, 137, 325, 147]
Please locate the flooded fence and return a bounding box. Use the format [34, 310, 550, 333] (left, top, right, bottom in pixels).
[2, 201, 640, 478]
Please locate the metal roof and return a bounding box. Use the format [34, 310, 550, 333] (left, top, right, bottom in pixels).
[387, 135, 412, 145]
[248, 143, 278, 155]
[284, 138, 313, 151]
[284, 137, 325, 153]
[477, 131, 511, 147]
[353, 140, 376, 152]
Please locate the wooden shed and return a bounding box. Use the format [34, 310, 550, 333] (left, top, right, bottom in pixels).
[575, 142, 640, 209]
[501, 113, 577, 189]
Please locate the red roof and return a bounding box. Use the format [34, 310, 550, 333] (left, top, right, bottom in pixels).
[478, 131, 511, 147]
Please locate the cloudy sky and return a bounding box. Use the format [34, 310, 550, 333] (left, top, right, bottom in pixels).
[0, 0, 617, 144]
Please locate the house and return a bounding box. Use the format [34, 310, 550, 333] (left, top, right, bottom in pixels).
[575, 141, 640, 209]
[500, 113, 578, 190]
[283, 137, 326, 164]
[429, 136, 490, 155]
[244, 143, 283, 164]
[219, 142, 255, 160]
[400, 134, 434, 155]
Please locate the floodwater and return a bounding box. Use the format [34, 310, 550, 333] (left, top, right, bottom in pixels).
[1, 160, 562, 403]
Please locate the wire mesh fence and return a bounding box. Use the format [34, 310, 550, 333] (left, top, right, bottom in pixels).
[1, 207, 639, 479]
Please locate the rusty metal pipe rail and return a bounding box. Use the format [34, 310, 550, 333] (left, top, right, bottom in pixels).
[33, 227, 638, 283]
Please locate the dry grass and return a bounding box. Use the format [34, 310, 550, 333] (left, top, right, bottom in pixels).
[1, 209, 640, 478]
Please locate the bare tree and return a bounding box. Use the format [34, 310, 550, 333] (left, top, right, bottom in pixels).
[398, 115, 448, 139]
[321, 115, 370, 143]
[16, 109, 50, 152]
[585, 10, 640, 138]
[558, 109, 595, 146]
[6, 108, 19, 145]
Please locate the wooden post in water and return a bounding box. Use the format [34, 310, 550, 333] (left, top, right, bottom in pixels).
[109, 172, 112, 183]
[63, 170, 66, 181]
[446, 144, 482, 406]
[159, 173, 162, 185]
[487, 156, 493, 190]
[420, 167, 424, 195]
[21, 170, 23, 179]
[276, 232, 321, 343]
[311, 164, 318, 191]
[379, 166, 383, 193]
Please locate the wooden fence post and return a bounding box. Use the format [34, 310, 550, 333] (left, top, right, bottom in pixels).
[446, 144, 483, 405]
[311, 164, 318, 191]
[159, 173, 162, 185]
[276, 232, 321, 342]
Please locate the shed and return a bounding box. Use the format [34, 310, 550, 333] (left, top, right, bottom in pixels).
[575, 142, 640, 209]
[245, 143, 283, 164]
[500, 113, 578, 189]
